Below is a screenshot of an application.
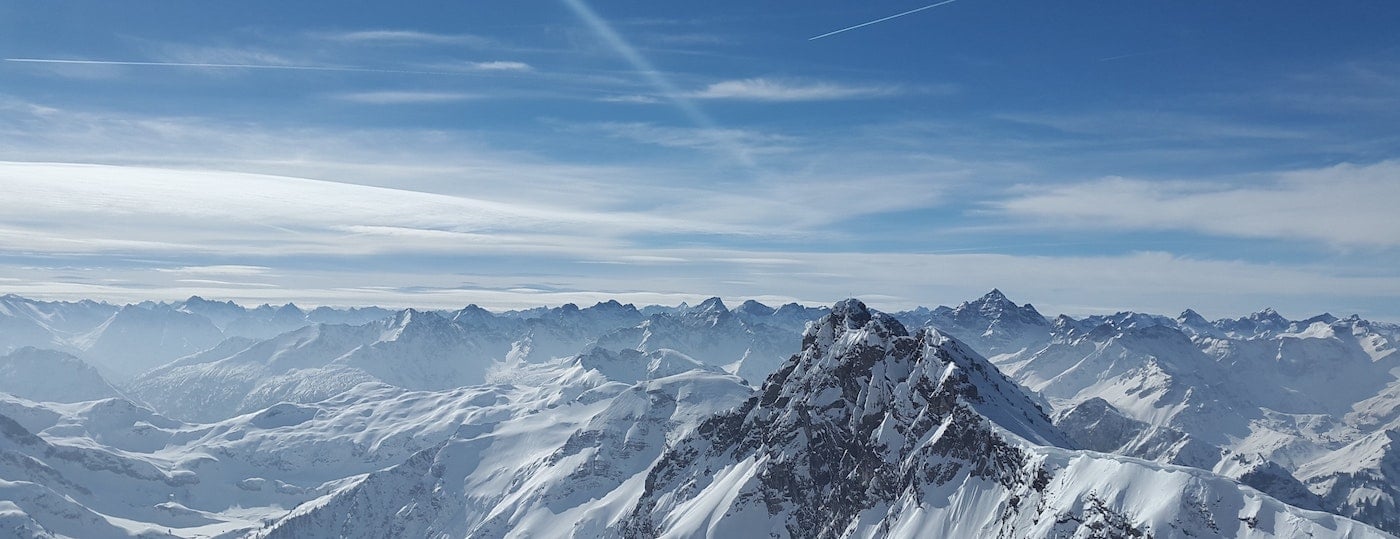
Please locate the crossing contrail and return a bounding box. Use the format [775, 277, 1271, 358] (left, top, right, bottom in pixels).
[4, 57, 460, 76]
[809, 0, 959, 41]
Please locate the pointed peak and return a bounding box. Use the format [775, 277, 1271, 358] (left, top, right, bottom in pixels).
[1250, 307, 1287, 322]
[390, 308, 449, 328]
[961, 289, 1019, 311]
[695, 296, 728, 314]
[459, 303, 489, 313]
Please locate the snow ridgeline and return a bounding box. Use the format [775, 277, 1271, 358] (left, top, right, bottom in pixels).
[1, 292, 1399, 537]
[246, 300, 1386, 538]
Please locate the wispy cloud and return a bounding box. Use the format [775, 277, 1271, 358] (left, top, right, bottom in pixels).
[316, 29, 496, 48]
[560, 0, 758, 167]
[4, 57, 462, 76]
[331, 91, 482, 104]
[465, 60, 533, 72]
[597, 94, 662, 104]
[0, 161, 733, 260]
[687, 78, 900, 101]
[993, 160, 1400, 248]
[155, 265, 273, 276]
[571, 122, 797, 157]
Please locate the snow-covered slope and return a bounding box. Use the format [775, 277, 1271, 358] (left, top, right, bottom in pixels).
[127, 310, 517, 423]
[3, 292, 1399, 537]
[0, 295, 117, 355]
[80, 304, 227, 380]
[918, 291, 1400, 534]
[624, 300, 1379, 538]
[254, 351, 753, 538]
[0, 347, 124, 404]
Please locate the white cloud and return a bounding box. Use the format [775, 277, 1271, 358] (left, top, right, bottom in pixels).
[0, 161, 765, 266]
[465, 60, 533, 72]
[3, 249, 1398, 320]
[687, 78, 899, 101]
[318, 30, 496, 47]
[994, 160, 1400, 247]
[155, 265, 273, 276]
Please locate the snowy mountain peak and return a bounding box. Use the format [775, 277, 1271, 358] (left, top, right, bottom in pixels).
[736, 299, 775, 317]
[379, 308, 454, 343]
[1178, 308, 1209, 325]
[913, 290, 1052, 355]
[588, 299, 638, 316]
[803, 298, 892, 345]
[684, 297, 733, 327]
[782, 300, 1062, 446]
[1251, 307, 1288, 323]
[1302, 312, 1340, 326]
[1051, 313, 1078, 328]
[275, 302, 304, 315]
[957, 289, 1045, 321]
[693, 296, 728, 314]
[450, 303, 494, 324]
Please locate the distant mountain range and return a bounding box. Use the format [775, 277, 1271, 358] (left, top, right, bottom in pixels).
[0, 291, 1397, 537]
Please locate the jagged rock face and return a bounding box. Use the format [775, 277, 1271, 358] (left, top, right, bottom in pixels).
[625, 300, 1068, 538]
[621, 301, 1381, 539]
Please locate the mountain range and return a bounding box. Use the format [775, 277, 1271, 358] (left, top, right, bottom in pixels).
[0, 291, 1397, 537]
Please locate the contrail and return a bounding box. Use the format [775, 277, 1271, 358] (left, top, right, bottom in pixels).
[810, 0, 959, 41]
[1097, 48, 1179, 63]
[3, 57, 460, 76]
[560, 0, 757, 168]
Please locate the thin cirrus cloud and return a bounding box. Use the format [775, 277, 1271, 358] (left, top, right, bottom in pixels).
[686, 78, 901, 101]
[993, 160, 1400, 248]
[465, 60, 533, 72]
[0, 161, 738, 258]
[331, 91, 483, 104]
[315, 29, 497, 48]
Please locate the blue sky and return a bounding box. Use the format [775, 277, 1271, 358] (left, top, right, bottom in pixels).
[2, 1, 1399, 320]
